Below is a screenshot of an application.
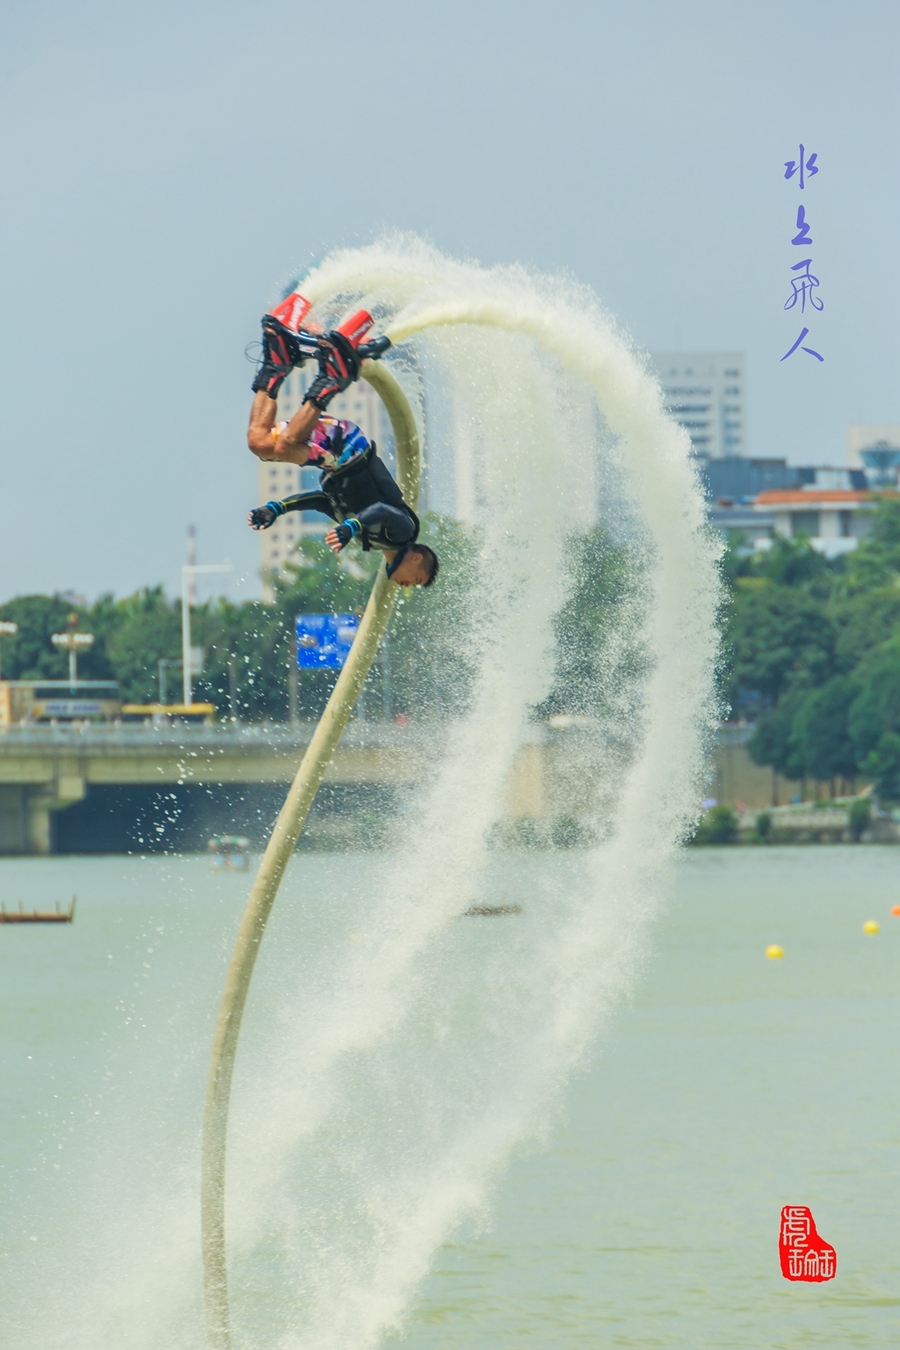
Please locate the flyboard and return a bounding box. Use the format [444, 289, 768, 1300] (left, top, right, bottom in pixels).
[201, 297, 420, 1350]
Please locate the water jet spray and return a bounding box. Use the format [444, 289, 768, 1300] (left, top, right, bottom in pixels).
[201, 361, 421, 1350]
[200, 240, 721, 1350]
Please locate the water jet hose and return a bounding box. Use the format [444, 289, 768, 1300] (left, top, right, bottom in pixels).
[201, 362, 420, 1350]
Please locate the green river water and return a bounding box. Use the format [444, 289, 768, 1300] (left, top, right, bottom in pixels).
[0, 846, 897, 1349]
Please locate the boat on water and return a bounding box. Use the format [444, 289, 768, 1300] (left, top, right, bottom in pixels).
[0, 897, 76, 925]
[208, 836, 251, 872]
[462, 902, 522, 917]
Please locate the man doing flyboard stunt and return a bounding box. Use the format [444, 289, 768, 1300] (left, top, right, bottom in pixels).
[246, 293, 439, 588]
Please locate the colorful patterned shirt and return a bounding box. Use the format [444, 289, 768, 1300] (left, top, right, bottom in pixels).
[305, 417, 370, 468]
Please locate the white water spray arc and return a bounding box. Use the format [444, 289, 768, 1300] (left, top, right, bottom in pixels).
[202, 239, 721, 1350]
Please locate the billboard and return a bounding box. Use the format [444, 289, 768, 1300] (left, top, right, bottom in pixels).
[295, 614, 360, 670]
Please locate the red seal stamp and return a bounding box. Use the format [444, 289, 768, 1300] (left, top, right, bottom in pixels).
[779, 1205, 836, 1282]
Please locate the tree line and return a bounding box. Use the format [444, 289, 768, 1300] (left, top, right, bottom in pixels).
[0, 514, 477, 724]
[10, 498, 900, 802]
[0, 515, 638, 729]
[724, 498, 900, 801]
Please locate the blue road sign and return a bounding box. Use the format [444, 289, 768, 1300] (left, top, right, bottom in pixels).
[295, 614, 360, 670]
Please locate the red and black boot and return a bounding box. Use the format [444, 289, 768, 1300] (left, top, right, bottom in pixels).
[251, 292, 321, 397]
[306, 310, 385, 410]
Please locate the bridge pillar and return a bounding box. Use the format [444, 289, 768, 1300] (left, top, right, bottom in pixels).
[0, 786, 28, 854]
[0, 775, 86, 856]
[32, 770, 87, 854]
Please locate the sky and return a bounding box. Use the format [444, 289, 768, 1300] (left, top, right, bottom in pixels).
[0, 0, 897, 603]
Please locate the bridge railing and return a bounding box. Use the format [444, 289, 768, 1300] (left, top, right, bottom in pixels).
[0, 721, 448, 751]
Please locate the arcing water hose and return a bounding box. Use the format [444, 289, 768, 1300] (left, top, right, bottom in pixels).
[201, 362, 420, 1350]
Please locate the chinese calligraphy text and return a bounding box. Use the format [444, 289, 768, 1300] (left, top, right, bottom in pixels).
[779, 1205, 837, 1282]
[781, 144, 823, 363]
[783, 145, 818, 189]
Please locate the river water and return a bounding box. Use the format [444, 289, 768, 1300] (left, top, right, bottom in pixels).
[1, 846, 898, 1349]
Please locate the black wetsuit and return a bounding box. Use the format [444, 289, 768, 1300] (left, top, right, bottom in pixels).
[277, 441, 419, 569]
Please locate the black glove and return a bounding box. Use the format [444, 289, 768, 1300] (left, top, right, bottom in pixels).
[332, 518, 361, 549]
[305, 330, 362, 410]
[248, 502, 282, 530]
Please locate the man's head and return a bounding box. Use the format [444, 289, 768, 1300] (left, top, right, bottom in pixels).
[390, 544, 439, 588]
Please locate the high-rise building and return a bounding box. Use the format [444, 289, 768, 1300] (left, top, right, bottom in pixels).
[651, 352, 746, 459]
[256, 368, 394, 599]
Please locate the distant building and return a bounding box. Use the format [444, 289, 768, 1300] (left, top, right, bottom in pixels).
[652, 352, 746, 459]
[703, 456, 798, 502]
[703, 459, 866, 503]
[753, 486, 900, 558]
[257, 368, 394, 600]
[847, 423, 900, 488]
[707, 500, 775, 551]
[703, 460, 872, 555]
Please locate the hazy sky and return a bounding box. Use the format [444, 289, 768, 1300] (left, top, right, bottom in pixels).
[1, 1, 897, 602]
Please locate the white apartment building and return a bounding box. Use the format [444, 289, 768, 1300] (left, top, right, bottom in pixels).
[257, 367, 393, 599]
[651, 352, 746, 459]
[753, 485, 899, 558]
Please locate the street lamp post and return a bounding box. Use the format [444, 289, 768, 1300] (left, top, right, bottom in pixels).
[181, 563, 231, 705]
[51, 630, 94, 683]
[0, 621, 18, 680]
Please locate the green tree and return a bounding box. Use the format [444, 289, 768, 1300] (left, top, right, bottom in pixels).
[755, 810, 772, 841]
[720, 535, 753, 587]
[721, 535, 833, 595]
[847, 797, 870, 841]
[193, 513, 480, 724]
[833, 589, 900, 672]
[840, 497, 900, 593]
[197, 536, 379, 721]
[192, 600, 280, 720]
[274, 537, 378, 615]
[848, 635, 900, 762]
[747, 688, 808, 780]
[78, 593, 126, 681]
[790, 676, 859, 782]
[102, 587, 182, 704]
[726, 585, 835, 709]
[0, 595, 78, 679]
[536, 524, 646, 718]
[861, 733, 900, 803]
[755, 534, 831, 589]
[692, 804, 738, 844]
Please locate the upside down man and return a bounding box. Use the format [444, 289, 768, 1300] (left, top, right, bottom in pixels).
[246, 294, 439, 588]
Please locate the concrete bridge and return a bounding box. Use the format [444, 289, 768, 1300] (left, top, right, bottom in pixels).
[0, 720, 782, 856]
[0, 722, 547, 854]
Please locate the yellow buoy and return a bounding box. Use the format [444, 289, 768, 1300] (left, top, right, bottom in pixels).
[765, 944, 784, 959]
[863, 920, 880, 935]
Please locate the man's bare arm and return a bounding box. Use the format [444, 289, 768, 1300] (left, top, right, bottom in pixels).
[247, 393, 322, 464]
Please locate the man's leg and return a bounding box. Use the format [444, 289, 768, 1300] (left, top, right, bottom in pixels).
[247, 393, 322, 464]
[246, 296, 371, 463]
